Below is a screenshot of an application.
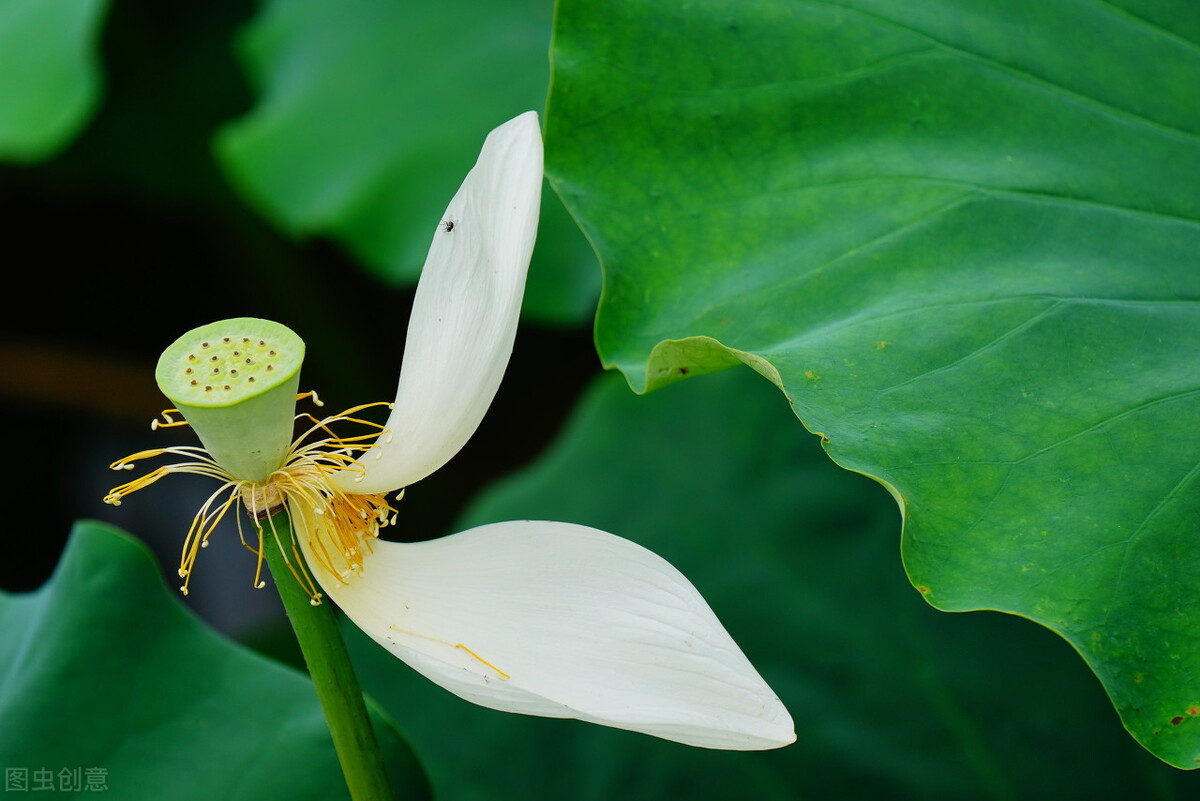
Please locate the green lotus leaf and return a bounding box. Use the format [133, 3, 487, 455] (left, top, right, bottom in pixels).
[216, 0, 597, 325]
[544, 0, 1200, 767]
[0, 521, 430, 800]
[0, 0, 110, 162]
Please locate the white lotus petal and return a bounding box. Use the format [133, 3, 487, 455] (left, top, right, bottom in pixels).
[301, 518, 795, 750]
[338, 111, 543, 495]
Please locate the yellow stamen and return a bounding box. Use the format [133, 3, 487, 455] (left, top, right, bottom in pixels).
[103, 394, 397, 602]
[178, 480, 243, 595]
[261, 509, 324, 606]
[455, 644, 511, 680]
[149, 408, 190, 431]
[103, 447, 226, 505]
[387, 625, 511, 680]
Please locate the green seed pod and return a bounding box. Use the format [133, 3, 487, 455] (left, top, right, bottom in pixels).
[155, 318, 304, 483]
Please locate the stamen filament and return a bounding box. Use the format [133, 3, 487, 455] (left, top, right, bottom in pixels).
[104, 392, 396, 601]
[150, 409, 191, 430]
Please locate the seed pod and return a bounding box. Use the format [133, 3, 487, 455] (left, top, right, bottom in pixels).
[155, 318, 305, 482]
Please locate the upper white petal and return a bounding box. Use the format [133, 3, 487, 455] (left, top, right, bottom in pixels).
[338, 111, 543, 495]
[301, 518, 795, 750]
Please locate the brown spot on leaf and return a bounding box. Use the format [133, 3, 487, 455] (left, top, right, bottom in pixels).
[1171, 716, 1185, 726]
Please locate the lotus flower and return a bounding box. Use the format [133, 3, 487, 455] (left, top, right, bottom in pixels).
[106, 111, 794, 750]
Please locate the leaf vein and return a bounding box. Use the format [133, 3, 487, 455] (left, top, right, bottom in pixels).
[876, 300, 1065, 397]
[814, 0, 1200, 143]
[1100, 459, 1200, 628]
[1090, 0, 1200, 53]
[1015, 388, 1200, 466]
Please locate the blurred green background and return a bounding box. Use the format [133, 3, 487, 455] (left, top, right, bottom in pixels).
[0, 0, 597, 620]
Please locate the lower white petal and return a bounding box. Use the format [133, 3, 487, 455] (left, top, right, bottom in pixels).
[300, 518, 795, 750]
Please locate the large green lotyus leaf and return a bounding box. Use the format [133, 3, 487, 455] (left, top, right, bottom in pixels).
[216, 0, 598, 325]
[350, 369, 1200, 798]
[545, 0, 1200, 767]
[0, 521, 430, 800]
[0, 0, 110, 161]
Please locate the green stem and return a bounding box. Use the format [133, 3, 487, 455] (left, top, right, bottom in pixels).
[262, 510, 394, 801]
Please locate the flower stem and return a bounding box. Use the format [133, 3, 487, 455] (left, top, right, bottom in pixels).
[262, 511, 394, 801]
